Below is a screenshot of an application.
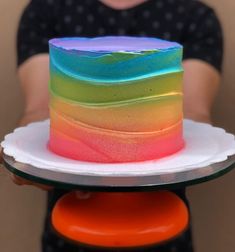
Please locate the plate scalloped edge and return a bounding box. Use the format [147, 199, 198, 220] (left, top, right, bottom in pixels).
[1, 119, 235, 176]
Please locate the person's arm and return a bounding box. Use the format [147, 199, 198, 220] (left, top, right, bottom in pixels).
[182, 59, 221, 124]
[18, 54, 50, 126]
[5, 54, 52, 190]
[181, 3, 223, 124]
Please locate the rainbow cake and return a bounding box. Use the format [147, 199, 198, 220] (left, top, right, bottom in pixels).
[48, 36, 184, 163]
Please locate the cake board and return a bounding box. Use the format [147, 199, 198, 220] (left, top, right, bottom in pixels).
[2, 119, 235, 250]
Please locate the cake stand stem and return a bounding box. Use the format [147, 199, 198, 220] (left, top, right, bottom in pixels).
[52, 191, 189, 250]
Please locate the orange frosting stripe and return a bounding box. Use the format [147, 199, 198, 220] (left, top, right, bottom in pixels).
[50, 93, 183, 132]
[49, 109, 184, 163]
[49, 37, 184, 162]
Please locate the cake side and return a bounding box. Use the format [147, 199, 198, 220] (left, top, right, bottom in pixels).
[48, 36, 184, 163]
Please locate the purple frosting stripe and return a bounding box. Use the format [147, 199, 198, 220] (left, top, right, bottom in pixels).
[49, 36, 181, 52]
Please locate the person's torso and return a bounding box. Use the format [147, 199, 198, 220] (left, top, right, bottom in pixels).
[49, 0, 205, 44]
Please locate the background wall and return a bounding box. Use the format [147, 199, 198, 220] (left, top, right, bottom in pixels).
[0, 1, 46, 252]
[0, 1, 234, 252]
[188, 0, 235, 251]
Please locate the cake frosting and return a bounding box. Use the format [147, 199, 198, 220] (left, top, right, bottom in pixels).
[48, 36, 184, 163]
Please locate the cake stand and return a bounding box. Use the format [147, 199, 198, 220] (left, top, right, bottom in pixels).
[2, 119, 235, 250]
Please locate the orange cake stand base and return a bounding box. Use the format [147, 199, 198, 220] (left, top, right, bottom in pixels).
[52, 191, 189, 249]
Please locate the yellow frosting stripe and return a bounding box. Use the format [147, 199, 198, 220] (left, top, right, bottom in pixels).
[50, 93, 183, 132]
[50, 71, 183, 103]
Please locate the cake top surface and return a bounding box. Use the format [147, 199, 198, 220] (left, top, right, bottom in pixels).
[49, 36, 181, 52]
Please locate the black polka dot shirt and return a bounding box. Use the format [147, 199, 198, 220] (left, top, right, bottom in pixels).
[17, 0, 223, 72]
[17, 1, 223, 252]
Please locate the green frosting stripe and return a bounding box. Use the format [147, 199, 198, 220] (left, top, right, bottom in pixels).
[50, 71, 183, 103]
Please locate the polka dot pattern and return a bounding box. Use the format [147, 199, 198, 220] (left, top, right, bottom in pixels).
[17, 0, 223, 247]
[76, 5, 84, 13]
[17, 0, 223, 72]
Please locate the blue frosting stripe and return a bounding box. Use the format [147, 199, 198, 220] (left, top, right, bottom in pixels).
[50, 45, 183, 82]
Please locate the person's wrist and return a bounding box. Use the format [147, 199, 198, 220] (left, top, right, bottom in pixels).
[19, 109, 49, 126]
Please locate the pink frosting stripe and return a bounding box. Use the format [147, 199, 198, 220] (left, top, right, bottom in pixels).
[48, 123, 184, 163]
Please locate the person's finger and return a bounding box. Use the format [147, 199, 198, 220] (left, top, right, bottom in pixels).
[10, 173, 27, 185]
[34, 183, 53, 191]
[0, 151, 53, 191]
[10, 174, 53, 191]
[75, 191, 91, 199]
[0, 147, 3, 164]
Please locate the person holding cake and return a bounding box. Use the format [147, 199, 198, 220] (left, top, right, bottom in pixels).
[3, 0, 223, 251]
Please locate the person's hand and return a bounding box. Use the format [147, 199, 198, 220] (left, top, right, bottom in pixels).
[0, 146, 3, 164]
[0, 146, 52, 191]
[75, 191, 92, 199]
[9, 173, 53, 191]
[1, 147, 92, 197]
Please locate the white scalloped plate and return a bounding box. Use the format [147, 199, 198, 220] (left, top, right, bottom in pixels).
[2, 119, 235, 176]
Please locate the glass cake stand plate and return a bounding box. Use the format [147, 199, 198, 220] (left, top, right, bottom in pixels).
[2, 119, 235, 191]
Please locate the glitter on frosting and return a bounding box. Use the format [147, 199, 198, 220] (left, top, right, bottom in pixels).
[49, 36, 183, 82]
[48, 36, 184, 163]
[49, 36, 182, 52]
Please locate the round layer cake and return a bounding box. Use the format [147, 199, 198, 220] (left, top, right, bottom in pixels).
[48, 36, 184, 163]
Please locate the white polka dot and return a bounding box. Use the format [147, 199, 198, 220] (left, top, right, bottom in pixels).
[177, 6, 185, 14]
[65, 0, 73, 6]
[118, 28, 126, 35]
[121, 10, 128, 17]
[76, 5, 84, 13]
[98, 27, 106, 35]
[40, 23, 47, 30]
[206, 38, 215, 45]
[20, 45, 27, 51]
[192, 44, 200, 51]
[47, 0, 54, 5]
[196, 32, 203, 38]
[98, 5, 105, 13]
[29, 31, 36, 38]
[143, 10, 150, 18]
[64, 15, 72, 23]
[170, 246, 177, 252]
[163, 32, 171, 40]
[57, 239, 65, 248]
[29, 49, 36, 55]
[165, 12, 173, 21]
[19, 24, 25, 30]
[206, 18, 213, 27]
[55, 24, 61, 32]
[108, 17, 116, 25]
[217, 31, 222, 38]
[152, 21, 160, 29]
[42, 38, 48, 45]
[28, 12, 35, 19]
[188, 241, 193, 249]
[45, 246, 53, 252]
[176, 22, 184, 30]
[131, 19, 137, 26]
[198, 7, 206, 15]
[189, 23, 196, 32]
[75, 25, 82, 33]
[139, 31, 147, 36]
[216, 50, 221, 57]
[87, 14, 94, 23]
[206, 56, 212, 62]
[156, 1, 163, 8]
